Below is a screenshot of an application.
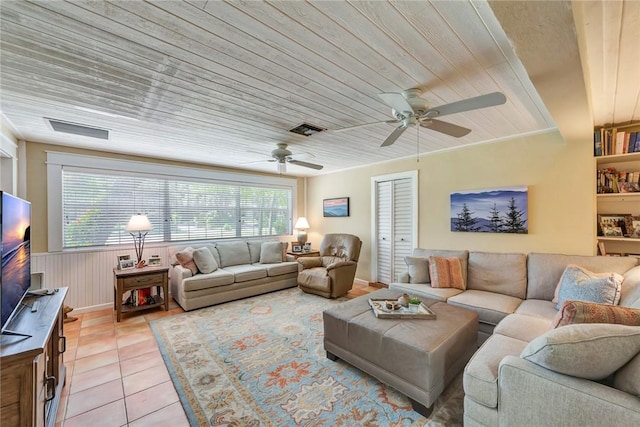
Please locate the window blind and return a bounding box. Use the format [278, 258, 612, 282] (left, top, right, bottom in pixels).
[62, 170, 292, 249]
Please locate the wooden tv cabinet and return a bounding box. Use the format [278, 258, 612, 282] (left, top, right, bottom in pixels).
[1, 287, 68, 427]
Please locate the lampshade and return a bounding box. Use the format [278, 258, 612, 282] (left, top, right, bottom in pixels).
[294, 217, 310, 229]
[126, 214, 153, 232]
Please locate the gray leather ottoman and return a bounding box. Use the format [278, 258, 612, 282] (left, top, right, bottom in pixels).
[323, 288, 478, 417]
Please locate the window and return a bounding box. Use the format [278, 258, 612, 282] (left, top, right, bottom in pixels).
[48, 153, 296, 251]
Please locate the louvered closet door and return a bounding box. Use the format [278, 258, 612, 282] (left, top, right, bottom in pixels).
[375, 177, 415, 285]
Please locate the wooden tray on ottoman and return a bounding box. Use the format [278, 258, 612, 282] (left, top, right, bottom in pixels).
[368, 298, 436, 319]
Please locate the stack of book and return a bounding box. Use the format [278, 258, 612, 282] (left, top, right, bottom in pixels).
[125, 288, 156, 306]
[594, 128, 640, 156]
[597, 167, 640, 193]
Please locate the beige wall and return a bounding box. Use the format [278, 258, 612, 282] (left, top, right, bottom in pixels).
[25, 141, 305, 253]
[306, 130, 595, 283]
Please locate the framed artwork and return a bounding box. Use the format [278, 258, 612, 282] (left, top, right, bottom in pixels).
[450, 186, 528, 233]
[598, 214, 629, 237]
[323, 197, 350, 217]
[292, 244, 302, 252]
[303, 242, 311, 252]
[624, 215, 640, 238]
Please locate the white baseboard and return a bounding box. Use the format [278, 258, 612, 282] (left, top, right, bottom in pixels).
[66, 303, 112, 315]
[354, 278, 369, 286]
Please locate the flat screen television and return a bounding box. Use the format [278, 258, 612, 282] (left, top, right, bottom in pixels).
[1, 191, 31, 333]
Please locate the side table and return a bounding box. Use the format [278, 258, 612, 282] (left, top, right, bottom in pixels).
[287, 250, 320, 259]
[113, 265, 169, 322]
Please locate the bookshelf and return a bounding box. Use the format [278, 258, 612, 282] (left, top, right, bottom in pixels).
[594, 123, 640, 256]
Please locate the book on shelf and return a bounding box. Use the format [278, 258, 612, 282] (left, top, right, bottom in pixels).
[596, 166, 640, 194]
[595, 127, 640, 157]
[125, 288, 156, 307]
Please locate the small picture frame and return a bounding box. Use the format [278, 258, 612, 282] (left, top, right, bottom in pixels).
[117, 254, 131, 270]
[119, 258, 135, 270]
[598, 214, 629, 237]
[625, 216, 640, 238]
[292, 244, 302, 252]
[148, 257, 162, 266]
[303, 242, 311, 252]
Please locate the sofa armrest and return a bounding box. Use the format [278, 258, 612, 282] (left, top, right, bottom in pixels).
[396, 272, 410, 283]
[498, 355, 640, 426]
[297, 257, 323, 269]
[171, 264, 193, 283]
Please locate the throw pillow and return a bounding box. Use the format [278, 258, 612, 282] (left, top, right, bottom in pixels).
[260, 241, 284, 264]
[554, 264, 623, 309]
[175, 247, 198, 275]
[192, 247, 218, 274]
[428, 256, 465, 290]
[405, 256, 429, 284]
[552, 300, 640, 328]
[520, 323, 640, 380]
[613, 352, 640, 396]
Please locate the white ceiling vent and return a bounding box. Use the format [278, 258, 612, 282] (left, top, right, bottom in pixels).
[46, 118, 110, 140]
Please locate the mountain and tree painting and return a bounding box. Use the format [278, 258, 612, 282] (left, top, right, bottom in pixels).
[450, 186, 528, 234]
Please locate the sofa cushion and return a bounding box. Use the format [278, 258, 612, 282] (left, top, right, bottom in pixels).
[389, 282, 463, 302]
[467, 252, 527, 299]
[514, 299, 558, 320]
[260, 241, 286, 264]
[554, 265, 623, 309]
[494, 314, 553, 342]
[428, 256, 465, 289]
[620, 265, 640, 308]
[521, 323, 640, 380]
[412, 249, 469, 285]
[464, 334, 528, 408]
[192, 247, 218, 274]
[182, 269, 234, 292]
[552, 300, 640, 328]
[526, 253, 637, 300]
[264, 261, 298, 277]
[448, 290, 522, 326]
[614, 352, 640, 396]
[215, 241, 251, 267]
[405, 256, 430, 284]
[222, 264, 267, 282]
[175, 247, 198, 275]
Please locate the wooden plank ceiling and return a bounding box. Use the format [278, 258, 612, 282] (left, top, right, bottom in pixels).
[0, 0, 632, 176]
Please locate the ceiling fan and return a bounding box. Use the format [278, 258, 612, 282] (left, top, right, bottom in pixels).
[335, 88, 507, 147]
[247, 143, 323, 173]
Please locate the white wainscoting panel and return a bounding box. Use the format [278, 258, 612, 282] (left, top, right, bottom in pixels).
[32, 247, 170, 310]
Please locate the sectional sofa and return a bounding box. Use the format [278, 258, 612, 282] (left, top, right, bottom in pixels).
[390, 249, 640, 426]
[167, 240, 298, 311]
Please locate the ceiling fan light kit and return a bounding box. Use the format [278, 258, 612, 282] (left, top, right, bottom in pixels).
[336, 88, 507, 147]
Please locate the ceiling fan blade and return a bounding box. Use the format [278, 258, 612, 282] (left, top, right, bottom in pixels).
[380, 125, 408, 147]
[379, 92, 413, 114]
[425, 92, 506, 118]
[288, 159, 324, 170]
[333, 120, 397, 133]
[240, 158, 276, 165]
[421, 119, 471, 138]
[287, 152, 314, 161]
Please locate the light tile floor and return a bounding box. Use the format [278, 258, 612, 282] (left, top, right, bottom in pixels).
[56, 283, 381, 426]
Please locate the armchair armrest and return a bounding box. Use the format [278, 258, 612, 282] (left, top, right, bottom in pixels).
[498, 355, 640, 426]
[297, 257, 323, 269]
[326, 260, 356, 271]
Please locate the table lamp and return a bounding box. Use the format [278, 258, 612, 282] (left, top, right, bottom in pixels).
[126, 214, 153, 267]
[294, 217, 310, 245]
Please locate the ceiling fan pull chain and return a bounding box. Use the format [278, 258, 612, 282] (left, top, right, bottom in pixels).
[416, 124, 420, 163]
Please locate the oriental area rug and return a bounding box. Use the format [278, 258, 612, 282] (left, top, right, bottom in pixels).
[150, 287, 463, 426]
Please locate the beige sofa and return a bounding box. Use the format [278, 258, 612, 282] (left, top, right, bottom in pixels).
[390, 249, 640, 426]
[168, 240, 298, 311]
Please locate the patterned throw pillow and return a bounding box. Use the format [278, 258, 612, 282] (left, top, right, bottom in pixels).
[192, 247, 218, 274]
[404, 256, 429, 284]
[428, 256, 465, 290]
[175, 247, 198, 275]
[552, 300, 640, 328]
[554, 264, 623, 310]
